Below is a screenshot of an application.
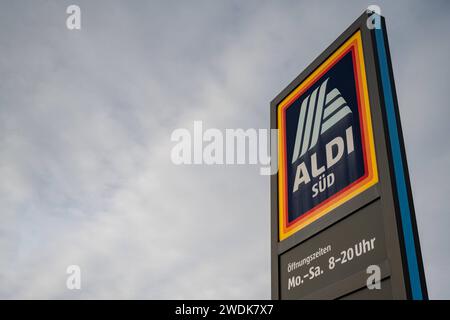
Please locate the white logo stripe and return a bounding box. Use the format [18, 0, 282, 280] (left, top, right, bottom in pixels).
[325, 88, 340, 104]
[323, 96, 347, 119]
[321, 106, 352, 134]
[300, 86, 319, 157]
[309, 78, 329, 152]
[291, 95, 310, 163]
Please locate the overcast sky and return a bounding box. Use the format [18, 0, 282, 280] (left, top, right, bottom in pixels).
[0, 0, 449, 299]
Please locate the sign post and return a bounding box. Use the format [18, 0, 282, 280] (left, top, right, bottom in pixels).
[270, 11, 427, 299]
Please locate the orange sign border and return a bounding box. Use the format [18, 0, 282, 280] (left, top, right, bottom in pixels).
[277, 31, 378, 241]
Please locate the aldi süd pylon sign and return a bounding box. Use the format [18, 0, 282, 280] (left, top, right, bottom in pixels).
[270, 11, 427, 300]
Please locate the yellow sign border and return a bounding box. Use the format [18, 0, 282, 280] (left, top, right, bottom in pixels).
[277, 31, 378, 241]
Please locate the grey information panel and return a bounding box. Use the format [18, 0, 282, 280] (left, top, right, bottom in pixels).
[280, 200, 387, 299]
[270, 12, 427, 300]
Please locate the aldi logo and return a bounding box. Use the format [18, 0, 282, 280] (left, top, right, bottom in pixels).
[278, 31, 378, 240]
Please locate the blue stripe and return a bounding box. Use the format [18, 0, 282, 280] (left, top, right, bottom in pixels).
[374, 26, 423, 299]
